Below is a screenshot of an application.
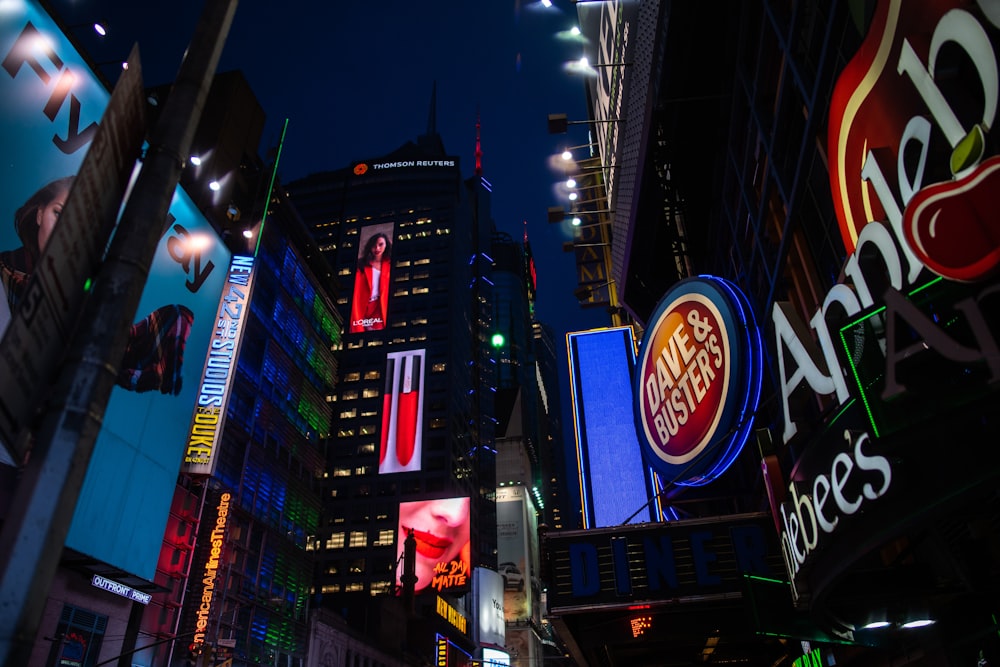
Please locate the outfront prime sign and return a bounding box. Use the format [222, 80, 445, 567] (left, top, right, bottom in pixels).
[634, 277, 762, 486]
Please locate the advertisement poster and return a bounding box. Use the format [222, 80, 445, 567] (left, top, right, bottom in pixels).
[380, 348, 425, 474]
[350, 222, 394, 333]
[0, 0, 231, 578]
[396, 497, 471, 595]
[496, 486, 535, 622]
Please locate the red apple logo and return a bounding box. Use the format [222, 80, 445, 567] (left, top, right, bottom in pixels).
[903, 155, 1000, 282]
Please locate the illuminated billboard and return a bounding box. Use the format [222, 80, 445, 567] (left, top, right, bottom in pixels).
[496, 486, 537, 623]
[380, 348, 425, 474]
[349, 222, 394, 333]
[473, 567, 506, 649]
[634, 276, 762, 486]
[0, 1, 232, 577]
[182, 255, 255, 477]
[567, 326, 658, 528]
[396, 496, 470, 595]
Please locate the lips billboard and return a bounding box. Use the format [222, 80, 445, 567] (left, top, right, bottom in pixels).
[829, 0, 1000, 282]
[396, 496, 471, 596]
[634, 277, 762, 486]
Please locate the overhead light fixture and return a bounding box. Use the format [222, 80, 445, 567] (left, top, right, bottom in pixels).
[548, 113, 621, 134]
[566, 178, 577, 188]
[900, 619, 935, 629]
[190, 155, 202, 166]
[242, 229, 253, 239]
[209, 180, 221, 192]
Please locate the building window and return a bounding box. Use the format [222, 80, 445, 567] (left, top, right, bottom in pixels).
[326, 533, 345, 549]
[320, 584, 340, 594]
[366, 339, 383, 347]
[333, 468, 352, 477]
[357, 443, 375, 455]
[370, 581, 392, 595]
[346, 583, 365, 592]
[395, 260, 411, 267]
[305, 536, 318, 551]
[412, 286, 429, 295]
[359, 424, 376, 436]
[363, 370, 381, 380]
[414, 258, 431, 265]
[354, 465, 372, 476]
[429, 418, 447, 429]
[361, 409, 377, 418]
[362, 388, 380, 399]
[338, 267, 351, 276]
[349, 531, 368, 548]
[374, 529, 395, 547]
[344, 372, 361, 382]
[342, 390, 359, 400]
[339, 409, 357, 419]
[393, 288, 409, 297]
[432, 362, 446, 372]
[336, 429, 355, 438]
[411, 317, 428, 325]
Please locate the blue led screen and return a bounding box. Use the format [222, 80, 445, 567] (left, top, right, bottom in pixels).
[568, 327, 655, 528]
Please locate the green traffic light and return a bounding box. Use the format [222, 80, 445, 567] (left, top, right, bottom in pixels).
[491, 332, 505, 348]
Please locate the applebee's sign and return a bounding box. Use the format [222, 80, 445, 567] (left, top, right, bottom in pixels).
[774, 0, 1000, 444]
[635, 277, 762, 486]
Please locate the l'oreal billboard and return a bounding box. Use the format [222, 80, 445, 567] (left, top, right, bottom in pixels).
[0, 0, 231, 579]
[350, 223, 394, 333]
[397, 496, 471, 596]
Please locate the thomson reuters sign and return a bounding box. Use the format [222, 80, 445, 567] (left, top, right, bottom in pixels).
[634, 277, 762, 486]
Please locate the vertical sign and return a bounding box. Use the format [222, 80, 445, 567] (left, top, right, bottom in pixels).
[183, 255, 255, 476]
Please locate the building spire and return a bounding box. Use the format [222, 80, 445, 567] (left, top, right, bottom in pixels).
[475, 107, 483, 177]
[426, 81, 437, 136]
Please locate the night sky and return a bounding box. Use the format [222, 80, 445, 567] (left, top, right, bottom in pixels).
[47, 0, 610, 454]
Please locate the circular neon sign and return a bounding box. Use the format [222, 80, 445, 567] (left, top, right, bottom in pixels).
[634, 276, 762, 486]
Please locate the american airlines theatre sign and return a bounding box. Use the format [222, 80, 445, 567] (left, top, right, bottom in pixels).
[772, 0, 1000, 604]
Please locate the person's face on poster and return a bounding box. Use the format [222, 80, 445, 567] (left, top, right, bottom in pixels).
[36, 184, 68, 252]
[371, 235, 386, 262]
[398, 497, 470, 592]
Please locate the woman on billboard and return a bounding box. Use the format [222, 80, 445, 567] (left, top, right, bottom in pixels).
[350, 229, 392, 333]
[397, 496, 471, 595]
[1, 177, 194, 396]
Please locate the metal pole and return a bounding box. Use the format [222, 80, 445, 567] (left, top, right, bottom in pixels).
[0, 1, 238, 665]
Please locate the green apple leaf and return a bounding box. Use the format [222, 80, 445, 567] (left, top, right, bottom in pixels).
[951, 124, 985, 176]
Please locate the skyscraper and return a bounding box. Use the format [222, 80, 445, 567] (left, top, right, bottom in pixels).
[286, 113, 498, 655]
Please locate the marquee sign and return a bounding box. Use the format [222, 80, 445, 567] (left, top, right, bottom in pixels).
[634, 276, 762, 486]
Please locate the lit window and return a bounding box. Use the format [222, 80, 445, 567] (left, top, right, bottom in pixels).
[436, 228, 451, 235]
[349, 531, 367, 548]
[412, 317, 428, 325]
[361, 409, 377, 418]
[346, 583, 364, 592]
[357, 443, 375, 455]
[396, 260, 411, 267]
[363, 370, 381, 380]
[391, 337, 406, 344]
[333, 467, 351, 477]
[336, 429, 355, 438]
[342, 390, 359, 400]
[366, 339, 383, 347]
[338, 267, 351, 276]
[429, 418, 447, 429]
[339, 409, 357, 419]
[432, 363, 446, 372]
[345, 228, 358, 235]
[321, 584, 340, 593]
[362, 388, 380, 399]
[305, 536, 317, 551]
[337, 297, 348, 305]
[397, 233, 412, 241]
[374, 529, 395, 547]
[370, 581, 392, 595]
[409, 335, 427, 342]
[347, 340, 364, 349]
[393, 289, 409, 297]
[394, 273, 410, 282]
[326, 394, 337, 403]
[412, 286, 429, 295]
[415, 230, 431, 238]
[414, 258, 431, 265]
[359, 424, 376, 436]
[354, 465, 371, 475]
[414, 272, 430, 280]
[344, 372, 361, 382]
[326, 533, 345, 549]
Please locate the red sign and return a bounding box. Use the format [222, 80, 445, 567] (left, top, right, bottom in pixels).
[828, 0, 1000, 279]
[635, 277, 762, 486]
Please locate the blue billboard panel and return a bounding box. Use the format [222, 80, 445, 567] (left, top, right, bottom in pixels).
[567, 327, 658, 528]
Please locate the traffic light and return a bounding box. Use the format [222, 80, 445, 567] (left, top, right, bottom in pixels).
[186, 642, 203, 666]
